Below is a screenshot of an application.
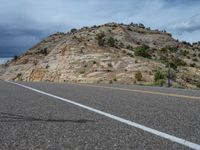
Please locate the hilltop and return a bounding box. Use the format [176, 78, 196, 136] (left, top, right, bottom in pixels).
[1, 23, 200, 88]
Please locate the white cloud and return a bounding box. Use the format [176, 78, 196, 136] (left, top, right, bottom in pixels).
[0, 58, 12, 64]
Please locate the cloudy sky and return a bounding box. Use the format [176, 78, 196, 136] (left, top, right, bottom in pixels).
[0, 0, 200, 57]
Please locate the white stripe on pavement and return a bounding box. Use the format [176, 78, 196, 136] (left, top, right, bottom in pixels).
[6, 81, 200, 150]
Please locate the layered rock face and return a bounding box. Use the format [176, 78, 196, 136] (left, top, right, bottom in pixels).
[1, 23, 200, 88]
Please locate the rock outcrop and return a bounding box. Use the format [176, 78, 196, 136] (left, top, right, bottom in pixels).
[1, 23, 200, 88]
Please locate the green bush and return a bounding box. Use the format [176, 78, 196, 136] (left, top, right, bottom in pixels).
[196, 83, 200, 88]
[134, 45, 150, 58]
[107, 37, 115, 47]
[96, 33, 105, 46]
[154, 70, 165, 82]
[135, 71, 142, 81]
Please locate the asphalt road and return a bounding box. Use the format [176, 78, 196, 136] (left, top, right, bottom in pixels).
[0, 80, 200, 150]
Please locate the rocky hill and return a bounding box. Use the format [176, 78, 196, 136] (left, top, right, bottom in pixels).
[1, 23, 200, 88]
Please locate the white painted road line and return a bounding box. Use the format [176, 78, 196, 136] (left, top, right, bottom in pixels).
[6, 81, 200, 150]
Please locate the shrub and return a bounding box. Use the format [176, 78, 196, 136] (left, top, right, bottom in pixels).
[138, 23, 145, 29]
[166, 62, 177, 70]
[154, 79, 166, 87]
[107, 37, 115, 47]
[127, 52, 134, 57]
[192, 53, 197, 57]
[181, 50, 189, 56]
[70, 28, 77, 33]
[196, 83, 200, 88]
[192, 58, 198, 62]
[119, 42, 124, 48]
[14, 55, 18, 60]
[41, 48, 48, 55]
[190, 63, 196, 67]
[113, 78, 117, 82]
[79, 70, 85, 74]
[134, 45, 150, 58]
[135, 71, 142, 81]
[127, 27, 132, 31]
[126, 45, 133, 50]
[168, 47, 177, 52]
[154, 70, 165, 82]
[96, 32, 105, 46]
[108, 63, 112, 67]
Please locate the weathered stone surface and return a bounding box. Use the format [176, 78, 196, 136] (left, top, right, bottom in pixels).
[1, 23, 200, 88]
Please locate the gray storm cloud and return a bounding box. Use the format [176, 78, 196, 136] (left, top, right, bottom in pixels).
[0, 0, 200, 57]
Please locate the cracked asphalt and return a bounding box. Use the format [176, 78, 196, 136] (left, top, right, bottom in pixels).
[0, 80, 200, 150]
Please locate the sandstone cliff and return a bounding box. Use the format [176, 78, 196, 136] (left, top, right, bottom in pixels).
[1, 23, 200, 88]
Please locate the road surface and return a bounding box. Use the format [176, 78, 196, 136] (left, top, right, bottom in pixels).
[0, 80, 200, 149]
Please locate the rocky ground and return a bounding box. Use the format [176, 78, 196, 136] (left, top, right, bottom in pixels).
[1, 23, 200, 88]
